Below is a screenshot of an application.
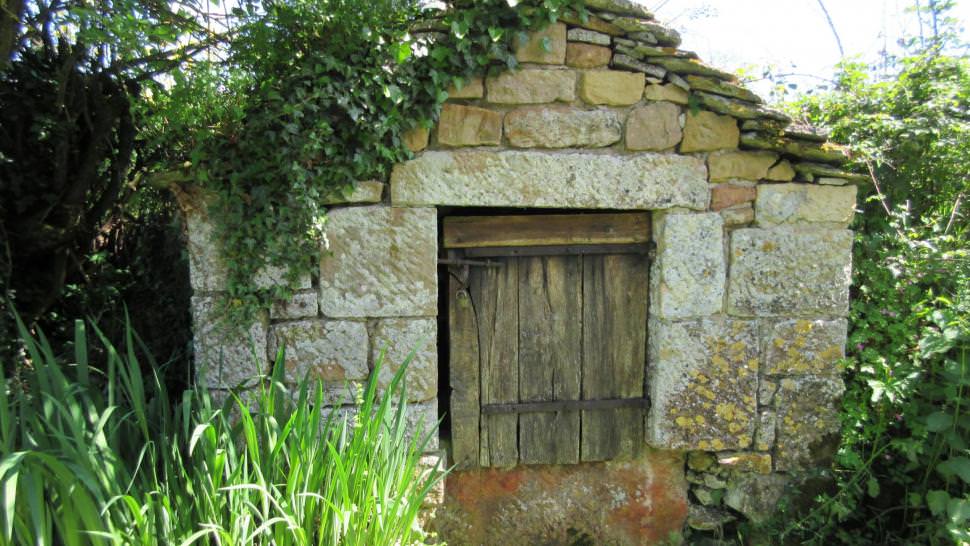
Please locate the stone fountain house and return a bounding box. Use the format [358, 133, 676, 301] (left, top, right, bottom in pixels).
[184, 1, 865, 543]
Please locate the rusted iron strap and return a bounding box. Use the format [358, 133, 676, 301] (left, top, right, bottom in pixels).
[464, 242, 654, 259]
[481, 398, 650, 415]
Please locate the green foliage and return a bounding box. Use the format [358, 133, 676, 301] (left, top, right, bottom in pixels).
[160, 0, 585, 327]
[771, 3, 970, 543]
[0, 0, 218, 368]
[1, 314, 443, 545]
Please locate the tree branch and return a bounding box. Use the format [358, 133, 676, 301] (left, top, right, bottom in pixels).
[815, 0, 845, 58]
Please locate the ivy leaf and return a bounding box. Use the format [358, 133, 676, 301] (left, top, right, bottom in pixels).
[540, 36, 552, 53]
[927, 490, 950, 516]
[948, 497, 970, 524]
[937, 457, 970, 484]
[926, 411, 954, 432]
[866, 477, 880, 498]
[487, 27, 503, 42]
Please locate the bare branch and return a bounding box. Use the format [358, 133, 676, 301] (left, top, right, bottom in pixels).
[815, 0, 845, 58]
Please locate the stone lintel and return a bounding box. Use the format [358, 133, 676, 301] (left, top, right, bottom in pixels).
[391, 150, 709, 210]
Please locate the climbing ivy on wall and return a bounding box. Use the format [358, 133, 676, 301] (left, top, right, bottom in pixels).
[153, 0, 586, 327]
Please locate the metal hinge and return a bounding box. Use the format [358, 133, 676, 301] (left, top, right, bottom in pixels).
[439, 258, 503, 268]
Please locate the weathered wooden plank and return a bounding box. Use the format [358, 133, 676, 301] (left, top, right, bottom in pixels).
[464, 243, 650, 258]
[517, 256, 582, 465]
[448, 271, 480, 470]
[443, 213, 651, 249]
[472, 258, 519, 467]
[581, 254, 649, 461]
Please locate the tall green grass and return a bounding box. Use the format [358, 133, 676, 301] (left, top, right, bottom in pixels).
[0, 314, 443, 545]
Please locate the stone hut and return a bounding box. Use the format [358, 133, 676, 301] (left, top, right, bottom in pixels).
[185, 1, 864, 543]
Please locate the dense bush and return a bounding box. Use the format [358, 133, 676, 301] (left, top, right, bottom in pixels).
[0, 315, 441, 545]
[0, 0, 214, 373]
[773, 5, 970, 543]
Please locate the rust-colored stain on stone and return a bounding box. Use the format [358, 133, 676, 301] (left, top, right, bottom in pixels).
[431, 450, 688, 546]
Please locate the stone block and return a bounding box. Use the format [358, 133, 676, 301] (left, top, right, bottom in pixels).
[707, 150, 779, 182]
[403, 126, 430, 153]
[756, 183, 858, 227]
[721, 204, 754, 226]
[486, 69, 576, 104]
[754, 410, 776, 451]
[766, 160, 795, 181]
[372, 318, 438, 402]
[406, 400, 439, 450]
[651, 213, 725, 319]
[584, 0, 654, 18]
[579, 70, 645, 105]
[648, 318, 759, 451]
[446, 76, 485, 99]
[505, 106, 621, 148]
[567, 27, 611, 46]
[270, 290, 318, 320]
[391, 150, 709, 210]
[321, 180, 384, 205]
[192, 295, 268, 388]
[765, 319, 847, 376]
[724, 474, 788, 525]
[514, 22, 567, 64]
[320, 206, 437, 317]
[436, 104, 503, 147]
[270, 319, 369, 383]
[559, 12, 624, 36]
[185, 209, 227, 291]
[717, 452, 772, 474]
[186, 209, 312, 292]
[565, 42, 612, 68]
[625, 101, 682, 151]
[430, 450, 687, 546]
[775, 376, 844, 471]
[688, 505, 736, 531]
[710, 183, 756, 211]
[727, 227, 853, 317]
[643, 83, 689, 104]
[681, 110, 739, 153]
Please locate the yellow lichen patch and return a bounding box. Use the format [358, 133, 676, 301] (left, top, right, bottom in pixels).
[794, 320, 814, 335]
[695, 415, 707, 425]
[711, 439, 725, 450]
[675, 416, 692, 428]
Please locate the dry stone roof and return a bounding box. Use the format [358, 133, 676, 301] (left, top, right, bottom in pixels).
[545, 0, 862, 182]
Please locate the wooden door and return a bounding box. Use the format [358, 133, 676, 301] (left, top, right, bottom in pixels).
[446, 213, 650, 469]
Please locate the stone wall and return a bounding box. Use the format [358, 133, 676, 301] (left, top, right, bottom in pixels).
[184, 0, 862, 543]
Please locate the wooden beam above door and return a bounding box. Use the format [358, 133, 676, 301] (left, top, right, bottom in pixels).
[442, 212, 651, 249]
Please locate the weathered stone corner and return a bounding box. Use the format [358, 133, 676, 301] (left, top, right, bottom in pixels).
[651, 212, 725, 319]
[727, 227, 853, 317]
[319, 206, 437, 318]
[648, 317, 759, 451]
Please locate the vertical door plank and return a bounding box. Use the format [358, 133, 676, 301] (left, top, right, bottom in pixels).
[448, 272, 480, 469]
[581, 254, 649, 461]
[518, 256, 582, 465]
[473, 259, 519, 467]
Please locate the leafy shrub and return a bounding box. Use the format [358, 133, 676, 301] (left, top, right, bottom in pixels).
[1, 314, 442, 545]
[772, 5, 969, 542]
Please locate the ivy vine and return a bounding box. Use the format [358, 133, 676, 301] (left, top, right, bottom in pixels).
[154, 0, 586, 327]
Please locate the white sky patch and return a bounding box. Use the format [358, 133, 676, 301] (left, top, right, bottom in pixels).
[646, 0, 970, 99]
